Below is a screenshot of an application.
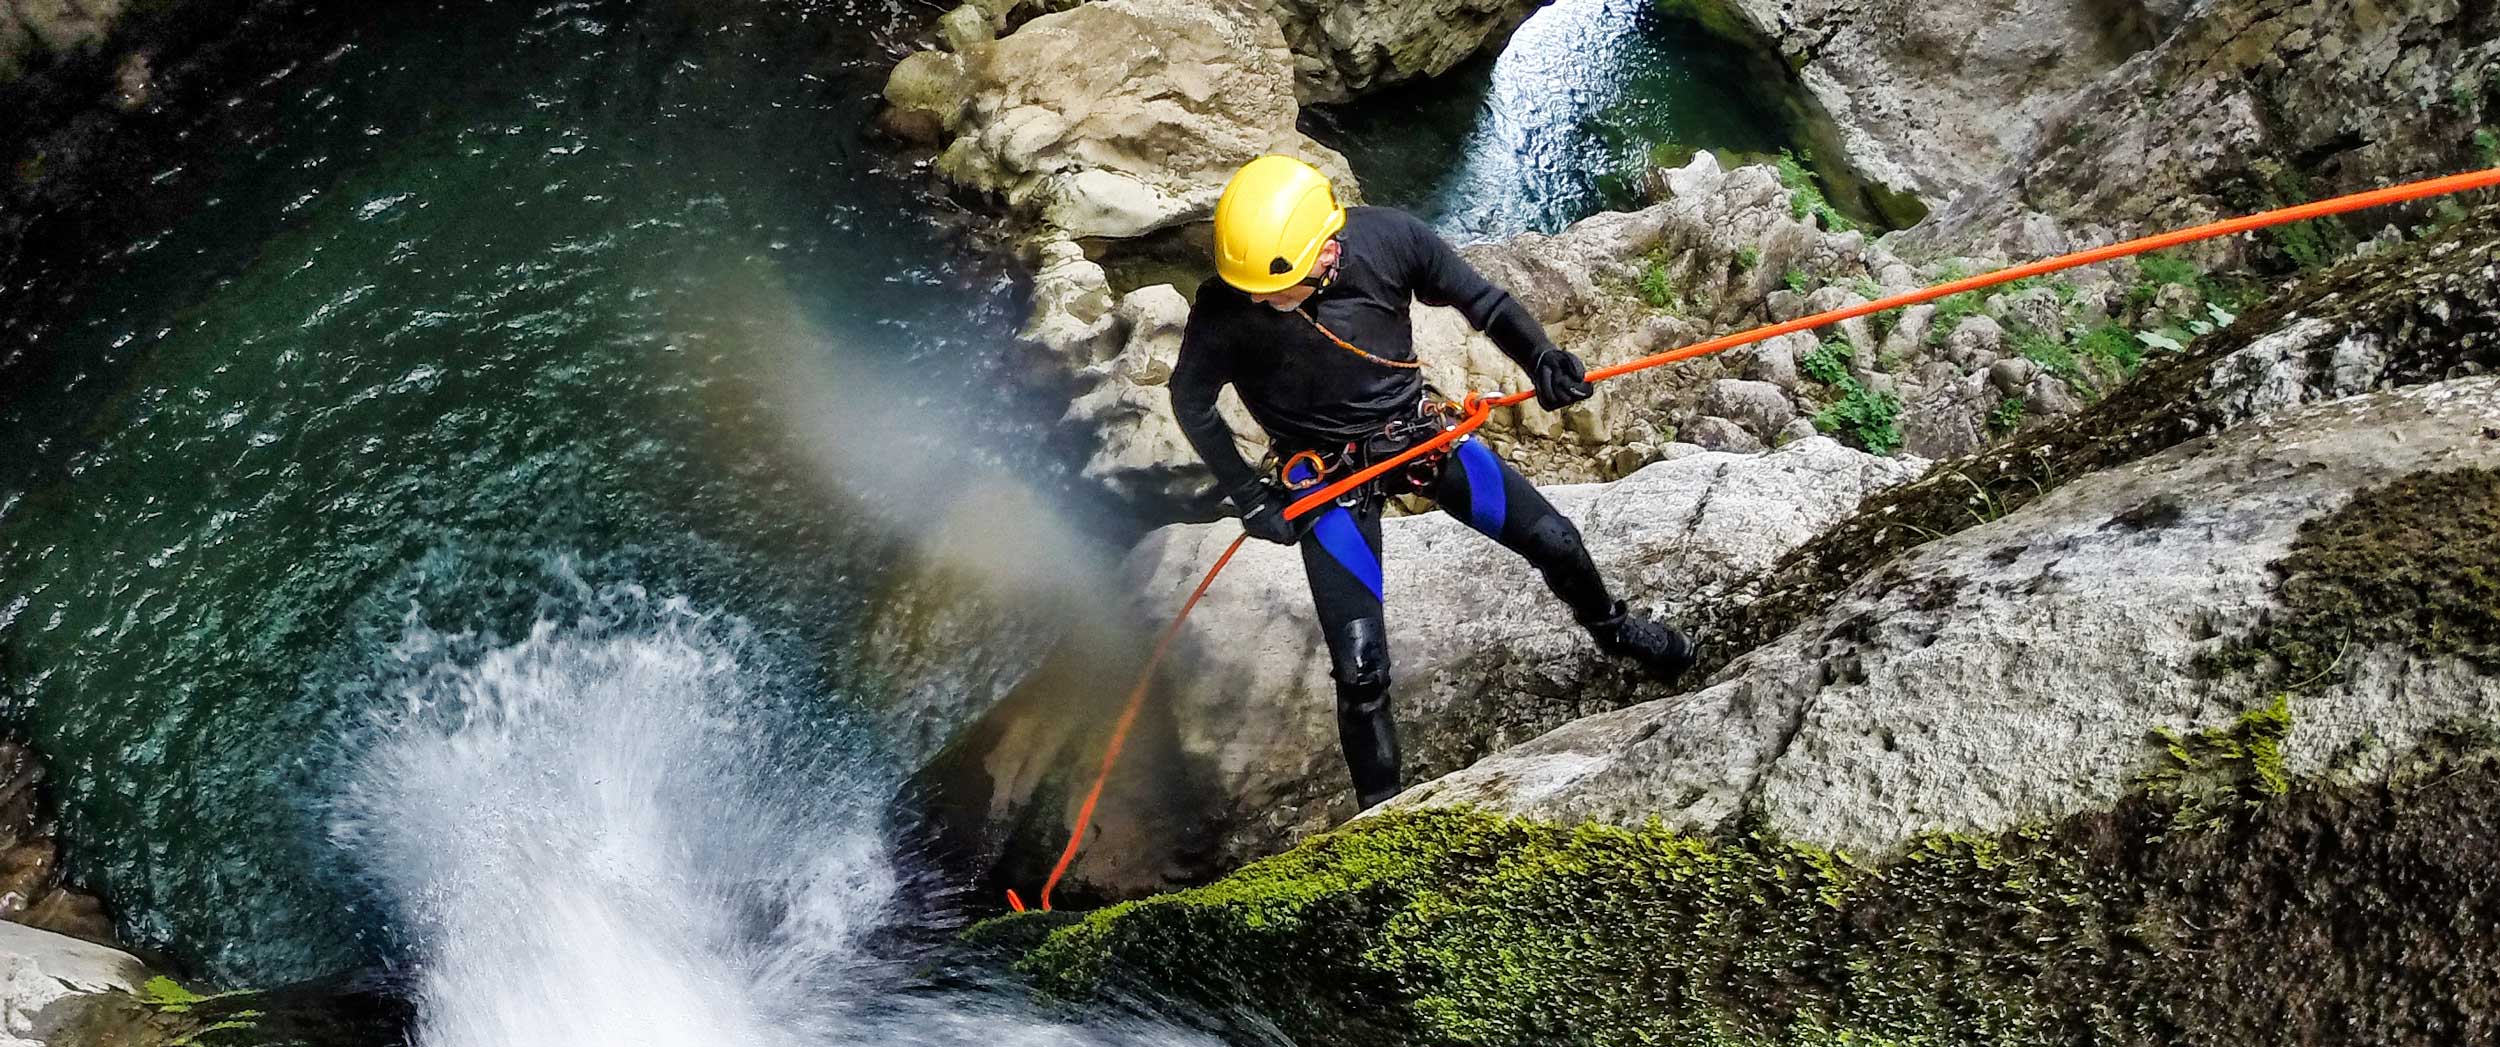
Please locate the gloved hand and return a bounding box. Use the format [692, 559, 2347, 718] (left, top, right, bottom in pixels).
[1229, 479, 1303, 545]
[1530, 348, 1595, 411]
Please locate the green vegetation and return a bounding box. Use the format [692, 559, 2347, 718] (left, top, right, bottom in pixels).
[1735, 246, 1761, 272]
[1775, 149, 1857, 233]
[1008, 726, 2500, 1046]
[1638, 253, 1679, 310]
[2013, 331, 2082, 385]
[1923, 264, 1987, 345]
[2076, 323, 2144, 376]
[1849, 277, 1883, 301]
[1989, 396, 2026, 434]
[1797, 340, 1902, 454]
[2476, 128, 2500, 168]
[1812, 385, 1903, 455]
[1783, 268, 1811, 294]
[1798, 339, 1853, 386]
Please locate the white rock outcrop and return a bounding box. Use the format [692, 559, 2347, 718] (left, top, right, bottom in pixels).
[1398, 376, 2500, 851]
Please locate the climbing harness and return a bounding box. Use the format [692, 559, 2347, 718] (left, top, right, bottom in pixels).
[1005, 165, 2500, 914]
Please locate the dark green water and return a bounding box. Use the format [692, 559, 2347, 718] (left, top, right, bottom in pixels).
[1306, 0, 1802, 241]
[0, 0, 1101, 984]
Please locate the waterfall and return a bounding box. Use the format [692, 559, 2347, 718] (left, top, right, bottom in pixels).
[330, 592, 1206, 1047]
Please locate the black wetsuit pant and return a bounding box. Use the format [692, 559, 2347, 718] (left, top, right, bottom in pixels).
[1292, 434, 1615, 808]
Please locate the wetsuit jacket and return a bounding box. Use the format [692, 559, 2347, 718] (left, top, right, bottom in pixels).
[1168, 206, 1558, 492]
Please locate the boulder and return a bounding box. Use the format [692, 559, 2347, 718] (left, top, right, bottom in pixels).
[1699, 378, 1797, 440]
[894, 0, 1357, 240]
[1399, 375, 2500, 850]
[916, 437, 1927, 900]
[1063, 283, 1266, 504]
[0, 921, 146, 1047]
[1266, 0, 1551, 103]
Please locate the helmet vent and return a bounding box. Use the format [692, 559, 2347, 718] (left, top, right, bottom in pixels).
[1269, 257, 1293, 275]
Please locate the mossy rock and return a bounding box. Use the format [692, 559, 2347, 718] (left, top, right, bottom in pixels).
[1006, 725, 2500, 1046]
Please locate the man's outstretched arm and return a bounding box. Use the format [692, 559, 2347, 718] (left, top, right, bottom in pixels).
[1397, 211, 1592, 409]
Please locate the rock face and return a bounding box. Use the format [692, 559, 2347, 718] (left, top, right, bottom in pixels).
[0, 743, 113, 946]
[0, 921, 148, 1047]
[917, 436, 1924, 900]
[1, 0, 145, 83]
[1267, 0, 1550, 103]
[1398, 375, 2500, 849]
[1900, 0, 2500, 261]
[1699, 0, 2180, 203]
[885, 0, 1356, 241]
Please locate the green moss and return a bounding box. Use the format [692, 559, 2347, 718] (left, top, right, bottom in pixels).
[2476, 128, 2500, 168]
[2209, 469, 2500, 685]
[2140, 694, 2293, 828]
[1015, 737, 2500, 1046]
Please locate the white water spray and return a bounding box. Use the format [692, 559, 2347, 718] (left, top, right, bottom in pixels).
[332, 595, 1215, 1047]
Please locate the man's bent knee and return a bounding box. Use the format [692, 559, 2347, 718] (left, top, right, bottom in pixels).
[1330, 618, 1392, 695]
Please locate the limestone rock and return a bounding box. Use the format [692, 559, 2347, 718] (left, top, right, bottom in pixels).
[1680, 415, 1763, 453]
[1064, 282, 1265, 504]
[918, 438, 1926, 898]
[879, 50, 973, 145]
[1701, 379, 1797, 440]
[1398, 376, 2500, 852]
[0, 921, 147, 1047]
[1267, 0, 1551, 103]
[892, 0, 1356, 240]
[1896, 0, 2500, 260]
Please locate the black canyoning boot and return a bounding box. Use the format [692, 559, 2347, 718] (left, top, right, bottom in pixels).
[1337, 687, 1403, 811]
[1584, 600, 1697, 683]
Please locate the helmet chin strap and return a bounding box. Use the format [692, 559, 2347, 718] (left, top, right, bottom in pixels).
[1298, 241, 1341, 290]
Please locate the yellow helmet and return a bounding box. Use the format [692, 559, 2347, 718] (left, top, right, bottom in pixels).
[1212, 155, 1346, 295]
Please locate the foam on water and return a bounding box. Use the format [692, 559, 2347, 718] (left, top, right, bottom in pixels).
[331, 594, 1204, 1047]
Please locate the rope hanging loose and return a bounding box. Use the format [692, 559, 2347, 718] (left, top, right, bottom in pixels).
[1013, 166, 2500, 913]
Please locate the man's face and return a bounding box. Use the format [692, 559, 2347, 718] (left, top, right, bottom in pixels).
[1250, 285, 1316, 311]
[1248, 239, 1340, 311]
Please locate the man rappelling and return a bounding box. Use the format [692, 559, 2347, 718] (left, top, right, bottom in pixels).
[1170, 155, 1699, 811]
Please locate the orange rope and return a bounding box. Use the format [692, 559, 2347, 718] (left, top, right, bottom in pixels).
[1014, 166, 2500, 912]
[1028, 533, 1248, 912]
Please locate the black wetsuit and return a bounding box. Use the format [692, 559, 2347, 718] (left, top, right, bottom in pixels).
[1169, 206, 1619, 808]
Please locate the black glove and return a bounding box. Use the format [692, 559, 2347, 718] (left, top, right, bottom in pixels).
[1530, 348, 1595, 411]
[1229, 479, 1302, 546]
